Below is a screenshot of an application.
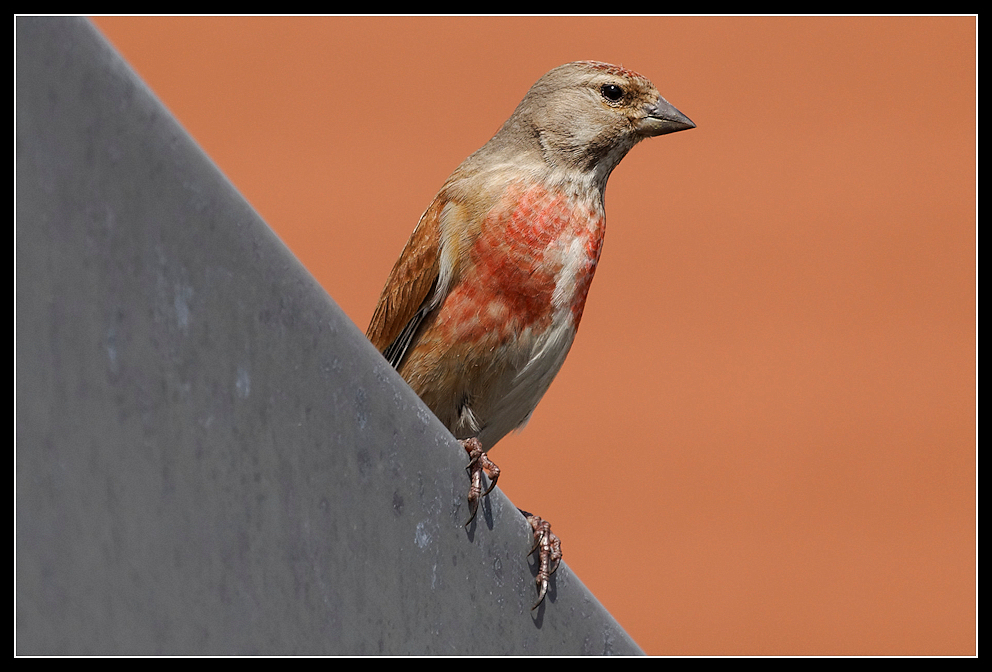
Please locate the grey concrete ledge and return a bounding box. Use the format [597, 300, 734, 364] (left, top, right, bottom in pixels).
[15, 17, 643, 655]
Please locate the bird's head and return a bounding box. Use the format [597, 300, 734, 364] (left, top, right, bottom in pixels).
[495, 61, 694, 186]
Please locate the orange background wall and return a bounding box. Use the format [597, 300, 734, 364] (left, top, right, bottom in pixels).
[90, 16, 976, 655]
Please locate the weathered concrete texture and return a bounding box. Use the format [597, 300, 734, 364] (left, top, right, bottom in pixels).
[15, 17, 642, 655]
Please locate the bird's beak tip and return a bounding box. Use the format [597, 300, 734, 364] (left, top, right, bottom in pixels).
[637, 95, 695, 137]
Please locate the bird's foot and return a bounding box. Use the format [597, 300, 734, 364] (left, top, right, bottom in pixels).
[526, 513, 562, 609]
[461, 437, 500, 525]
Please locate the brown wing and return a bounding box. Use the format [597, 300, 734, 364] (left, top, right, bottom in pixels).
[366, 197, 446, 367]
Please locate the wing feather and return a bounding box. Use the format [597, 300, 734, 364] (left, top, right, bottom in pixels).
[366, 198, 446, 367]
[367, 176, 492, 370]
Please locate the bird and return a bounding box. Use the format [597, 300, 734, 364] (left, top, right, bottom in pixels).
[367, 60, 694, 608]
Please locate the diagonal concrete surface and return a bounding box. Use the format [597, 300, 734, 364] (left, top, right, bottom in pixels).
[15, 17, 643, 655]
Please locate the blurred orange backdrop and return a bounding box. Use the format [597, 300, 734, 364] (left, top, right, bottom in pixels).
[90, 16, 976, 655]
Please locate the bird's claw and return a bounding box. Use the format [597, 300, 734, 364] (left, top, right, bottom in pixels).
[526, 514, 562, 609]
[461, 438, 500, 525]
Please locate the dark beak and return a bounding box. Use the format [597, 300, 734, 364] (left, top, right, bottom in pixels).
[640, 96, 695, 137]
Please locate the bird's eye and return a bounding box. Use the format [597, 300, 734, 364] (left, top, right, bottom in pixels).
[601, 84, 624, 102]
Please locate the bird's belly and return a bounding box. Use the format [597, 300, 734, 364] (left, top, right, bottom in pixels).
[403, 182, 606, 448]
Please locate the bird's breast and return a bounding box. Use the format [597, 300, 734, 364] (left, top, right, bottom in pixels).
[403, 180, 606, 446]
[442, 180, 605, 345]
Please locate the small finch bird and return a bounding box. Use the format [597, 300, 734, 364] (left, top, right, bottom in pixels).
[367, 61, 694, 607]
